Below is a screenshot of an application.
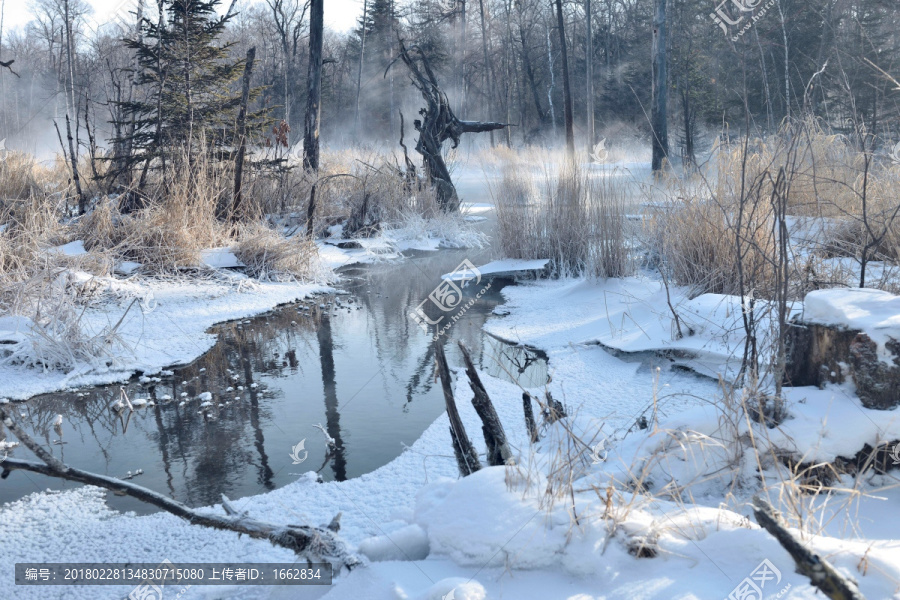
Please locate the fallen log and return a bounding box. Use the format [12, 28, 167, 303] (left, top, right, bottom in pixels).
[751, 495, 865, 600]
[458, 342, 515, 466]
[0, 406, 360, 571]
[434, 340, 481, 476]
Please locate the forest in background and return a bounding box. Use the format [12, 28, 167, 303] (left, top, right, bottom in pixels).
[1, 0, 898, 160]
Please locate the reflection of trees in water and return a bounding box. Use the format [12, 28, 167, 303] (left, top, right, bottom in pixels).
[342, 252, 509, 409]
[18, 303, 324, 506]
[317, 314, 347, 480]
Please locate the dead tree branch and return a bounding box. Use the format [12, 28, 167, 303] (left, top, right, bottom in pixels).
[434, 340, 482, 476]
[0, 407, 360, 571]
[751, 496, 866, 600]
[457, 342, 515, 466]
[0, 59, 19, 77]
[522, 392, 539, 443]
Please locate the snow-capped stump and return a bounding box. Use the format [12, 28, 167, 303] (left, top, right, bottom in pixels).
[786, 288, 900, 409]
[198, 391, 213, 402]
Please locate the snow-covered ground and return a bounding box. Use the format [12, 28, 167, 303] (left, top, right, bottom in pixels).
[0, 273, 331, 400]
[3, 244, 900, 598]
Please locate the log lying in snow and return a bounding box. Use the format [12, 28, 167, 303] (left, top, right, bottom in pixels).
[433, 340, 481, 477]
[751, 495, 866, 600]
[0, 407, 360, 571]
[458, 342, 515, 466]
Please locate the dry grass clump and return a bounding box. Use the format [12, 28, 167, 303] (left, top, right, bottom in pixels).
[654, 119, 900, 297]
[77, 152, 231, 273]
[708, 121, 860, 218]
[234, 223, 324, 282]
[647, 190, 776, 297]
[493, 156, 635, 277]
[0, 152, 50, 200]
[0, 270, 125, 371]
[241, 148, 441, 237]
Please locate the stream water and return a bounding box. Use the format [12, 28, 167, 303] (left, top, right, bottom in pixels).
[1, 203, 549, 516]
[1, 163, 655, 515]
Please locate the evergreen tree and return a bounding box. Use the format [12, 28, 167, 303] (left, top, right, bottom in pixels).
[111, 0, 262, 187]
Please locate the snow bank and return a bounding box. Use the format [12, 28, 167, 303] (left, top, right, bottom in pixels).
[484, 277, 797, 381]
[0, 274, 330, 400]
[441, 258, 549, 281]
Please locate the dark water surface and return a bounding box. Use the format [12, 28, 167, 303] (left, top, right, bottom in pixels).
[1, 244, 547, 515]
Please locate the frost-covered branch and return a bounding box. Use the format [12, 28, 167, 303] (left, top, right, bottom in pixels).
[0, 406, 360, 571]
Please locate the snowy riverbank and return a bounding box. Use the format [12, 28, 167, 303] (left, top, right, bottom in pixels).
[2, 275, 900, 600]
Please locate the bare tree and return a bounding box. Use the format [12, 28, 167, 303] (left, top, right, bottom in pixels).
[650, 0, 668, 171]
[302, 0, 323, 172]
[553, 0, 575, 158]
[265, 0, 308, 139]
[585, 0, 595, 149]
[354, 0, 368, 136]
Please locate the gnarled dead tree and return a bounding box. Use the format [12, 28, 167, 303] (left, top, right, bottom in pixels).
[0, 406, 361, 572]
[391, 39, 509, 211]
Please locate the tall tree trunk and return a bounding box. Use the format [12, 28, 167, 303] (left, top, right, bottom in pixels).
[504, 0, 513, 146]
[354, 0, 368, 137]
[516, 1, 547, 126]
[650, 0, 668, 171]
[585, 0, 595, 149]
[303, 0, 324, 172]
[115, 0, 144, 187]
[777, 0, 790, 121]
[554, 0, 575, 158]
[65, 114, 85, 214]
[232, 47, 256, 221]
[459, 0, 468, 115]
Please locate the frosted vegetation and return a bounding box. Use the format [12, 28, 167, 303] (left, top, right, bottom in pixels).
[1, 0, 900, 598]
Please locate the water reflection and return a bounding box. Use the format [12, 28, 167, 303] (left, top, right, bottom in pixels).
[1, 251, 548, 514]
